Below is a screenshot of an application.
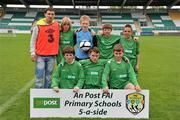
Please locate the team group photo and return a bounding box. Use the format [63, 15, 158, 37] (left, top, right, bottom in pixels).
[0, 0, 180, 120]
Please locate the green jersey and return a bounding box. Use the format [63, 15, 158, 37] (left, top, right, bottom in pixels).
[79, 59, 107, 89]
[102, 58, 138, 89]
[57, 30, 75, 64]
[120, 36, 139, 69]
[51, 60, 85, 89]
[96, 35, 120, 59]
[120, 36, 139, 59]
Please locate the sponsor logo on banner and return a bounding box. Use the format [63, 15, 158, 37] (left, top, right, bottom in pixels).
[33, 98, 60, 108]
[126, 93, 145, 115]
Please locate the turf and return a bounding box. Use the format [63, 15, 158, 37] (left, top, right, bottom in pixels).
[0, 35, 179, 120]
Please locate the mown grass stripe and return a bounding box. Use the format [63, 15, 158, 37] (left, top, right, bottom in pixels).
[0, 79, 34, 116]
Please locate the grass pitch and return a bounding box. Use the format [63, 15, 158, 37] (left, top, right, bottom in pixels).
[0, 35, 179, 120]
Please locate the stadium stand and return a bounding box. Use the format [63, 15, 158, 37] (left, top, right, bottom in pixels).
[25, 11, 37, 18]
[149, 13, 174, 27]
[101, 12, 136, 34]
[169, 11, 180, 28]
[0, 0, 180, 35]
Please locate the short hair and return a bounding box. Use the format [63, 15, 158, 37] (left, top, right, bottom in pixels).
[114, 44, 124, 52]
[102, 23, 112, 30]
[44, 7, 55, 14]
[80, 15, 90, 22]
[123, 24, 133, 32]
[62, 46, 75, 55]
[89, 47, 99, 54]
[61, 17, 72, 30]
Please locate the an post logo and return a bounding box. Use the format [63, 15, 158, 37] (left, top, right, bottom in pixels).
[126, 93, 145, 115]
[33, 98, 60, 108]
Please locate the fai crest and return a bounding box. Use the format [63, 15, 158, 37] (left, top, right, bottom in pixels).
[126, 93, 145, 115]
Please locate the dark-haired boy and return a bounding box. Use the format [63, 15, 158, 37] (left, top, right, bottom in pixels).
[30, 7, 60, 88]
[79, 47, 107, 89]
[51, 46, 85, 93]
[96, 23, 120, 59]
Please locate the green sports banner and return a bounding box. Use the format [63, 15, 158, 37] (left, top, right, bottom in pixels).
[33, 98, 60, 108]
[30, 89, 149, 118]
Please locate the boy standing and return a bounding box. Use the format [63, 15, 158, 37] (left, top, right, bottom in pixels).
[75, 15, 96, 60]
[56, 17, 75, 64]
[30, 8, 60, 88]
[120, 24, 140, 74]
[96, 24, 120, 59]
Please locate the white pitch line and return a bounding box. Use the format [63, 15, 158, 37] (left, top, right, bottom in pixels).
[0, 79, 34, 116]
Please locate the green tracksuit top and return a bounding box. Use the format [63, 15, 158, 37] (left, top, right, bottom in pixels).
[102, 58, 138, 89]
[56, 30, 75, 64]
[96, 35, 120, 59]
[51, 60, 85, 89]
[79, 59, 107, 89]
[120, 36, 139, 67]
